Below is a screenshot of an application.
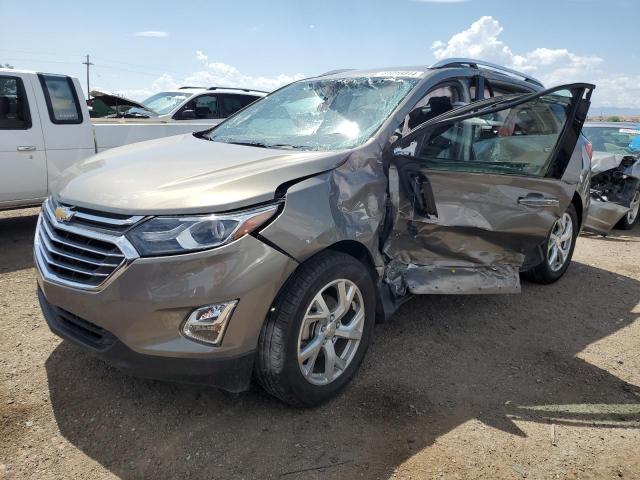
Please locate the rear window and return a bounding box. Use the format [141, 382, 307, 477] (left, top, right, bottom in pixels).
[0, 76, 31, 130]
[38, 74, 83, 124]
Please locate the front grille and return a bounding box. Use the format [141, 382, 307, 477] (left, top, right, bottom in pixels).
[35, 199, 140, 288]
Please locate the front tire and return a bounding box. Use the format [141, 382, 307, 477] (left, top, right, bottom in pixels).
[524, 203, 578, 284]
[615, 189, 640, 230]
[256, 251, 376, 407]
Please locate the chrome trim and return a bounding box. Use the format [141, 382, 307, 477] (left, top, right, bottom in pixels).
[43, 199, 139, 259]
[72, 210, 144, 227]
[517, 197, 560, 208]
[38, 228, 121, 268]
[40, 216, 125, 258]
[37, 240, 111, 277]
[50, 196, 144, 227]
[35, 199, 141, 291]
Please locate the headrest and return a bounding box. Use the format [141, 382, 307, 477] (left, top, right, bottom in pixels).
[427, 96, 452, 114]
[195, 106, 210, 117]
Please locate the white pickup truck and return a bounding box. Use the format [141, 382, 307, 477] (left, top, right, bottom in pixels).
[0, 69, 266, 210]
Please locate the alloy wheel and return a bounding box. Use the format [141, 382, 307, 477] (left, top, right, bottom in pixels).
[547, 212, 573, 272]
[297, 279, 365, 386]
[627, 190, 640, 225]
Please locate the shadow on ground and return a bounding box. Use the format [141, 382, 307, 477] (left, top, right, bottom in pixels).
[44, 254, 640, 479]
[0, 213, 38, 274]
[581, 223, 640, 242]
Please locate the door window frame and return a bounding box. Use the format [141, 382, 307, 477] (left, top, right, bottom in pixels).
[392, 83, 594, 180]
[37, 74, 83, 125]
[173, 93, 222, 120]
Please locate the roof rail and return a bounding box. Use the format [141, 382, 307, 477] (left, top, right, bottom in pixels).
[429, 58, 544, 87]
[207, 86, 269, 94]
[178, 86, 206, 90]
[317, 69, 355, 77]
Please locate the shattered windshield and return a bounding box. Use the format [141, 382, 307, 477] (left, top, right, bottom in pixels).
[139, 92, 193, 116]
[583, 125, 640, 155]
[205, 76, 420, 151]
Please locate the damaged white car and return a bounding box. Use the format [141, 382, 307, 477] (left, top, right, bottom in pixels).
[583, 122, 640, 233]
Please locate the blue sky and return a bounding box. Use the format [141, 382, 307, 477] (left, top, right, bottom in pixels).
[1, 0, 637, 109]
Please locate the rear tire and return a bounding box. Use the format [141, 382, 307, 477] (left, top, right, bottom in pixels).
[615, 189, 640, 230]
[255, 251, 376, 407]
[524, 203, 578, 284]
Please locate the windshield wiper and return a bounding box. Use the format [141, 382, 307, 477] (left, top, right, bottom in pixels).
[225, 141, 269, 148]
[266, 144, 308, 150]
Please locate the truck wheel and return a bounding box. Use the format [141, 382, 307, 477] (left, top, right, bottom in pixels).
[524, 203, 578, 285]
[615, 189, 640, 230]
[256, 251, 375, 407]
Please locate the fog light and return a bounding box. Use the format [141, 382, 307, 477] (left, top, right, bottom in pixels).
[181, 301, 238, 345]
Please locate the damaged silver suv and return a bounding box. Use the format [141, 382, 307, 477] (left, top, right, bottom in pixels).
[35, 59, 594, 406]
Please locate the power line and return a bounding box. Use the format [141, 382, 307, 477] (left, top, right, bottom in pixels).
[4, 56, 187, 84]
[82, 54, 93, 100]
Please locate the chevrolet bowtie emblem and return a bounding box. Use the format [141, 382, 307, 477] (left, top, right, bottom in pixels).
[54, 206, 75, 223]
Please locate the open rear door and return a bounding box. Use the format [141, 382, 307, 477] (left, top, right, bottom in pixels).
[382, 83, 594, 295]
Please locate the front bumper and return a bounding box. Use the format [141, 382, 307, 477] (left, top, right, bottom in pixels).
[583, 199, 629, 235]
[38, 288, 255, 391]
[36, 233, 298, 391]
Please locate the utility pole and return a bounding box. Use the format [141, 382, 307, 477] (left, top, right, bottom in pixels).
[82, 54, 93, 100]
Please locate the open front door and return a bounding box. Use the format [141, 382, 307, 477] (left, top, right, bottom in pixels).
[383, 83, 594, 295]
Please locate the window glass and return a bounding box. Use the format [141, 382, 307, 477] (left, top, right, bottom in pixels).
[410, 90, 572, 177]
[401, 85, 460, 135]
[141, 92, 192, 115]
[0, 76, 31, 130]
[174, 94, 220, 119]
[192, 94, 220, 119]
[220, 94, 259, 117]
[39, 75, 82, 124]
[207, 76, 419, 151]
[582, 125, 640, 155]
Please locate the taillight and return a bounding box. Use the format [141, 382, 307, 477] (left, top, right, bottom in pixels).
[584, 139, 593, 161]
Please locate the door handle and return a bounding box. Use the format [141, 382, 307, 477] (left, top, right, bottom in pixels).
[518, 195, 559, 207]
[17, 146, 36, 152]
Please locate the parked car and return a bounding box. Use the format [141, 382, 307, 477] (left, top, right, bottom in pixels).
[89, 87, 265, 121]
[0, 69, 266, 210]
[87, 90, 148, 118]
[34, 59, 595, 406]
[582, 122, 640, 233]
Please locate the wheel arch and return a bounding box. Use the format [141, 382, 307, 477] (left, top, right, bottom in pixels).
[571, 191, 584, 229]
[326, 240, 379, 280]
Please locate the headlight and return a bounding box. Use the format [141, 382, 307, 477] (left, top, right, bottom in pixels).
[127, 204, 279, 256]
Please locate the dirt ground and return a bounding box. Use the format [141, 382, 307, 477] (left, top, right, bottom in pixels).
[0, 207, 638, 480]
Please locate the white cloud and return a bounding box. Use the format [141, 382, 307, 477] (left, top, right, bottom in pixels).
[118, 52, 305, 99]
[431, 16, 636, 108]
[431, 16, 513, 63]
[135, 31, 169, 38]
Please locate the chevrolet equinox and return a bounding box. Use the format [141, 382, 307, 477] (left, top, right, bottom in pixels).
[35, 59, 595, 406]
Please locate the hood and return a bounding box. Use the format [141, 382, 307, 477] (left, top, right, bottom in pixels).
[54, 134, 349, 214]
[89, 90, 148, 110]
[591, 151, 640, 178]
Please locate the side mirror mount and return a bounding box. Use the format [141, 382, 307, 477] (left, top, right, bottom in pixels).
[178, 109, 196, 120]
